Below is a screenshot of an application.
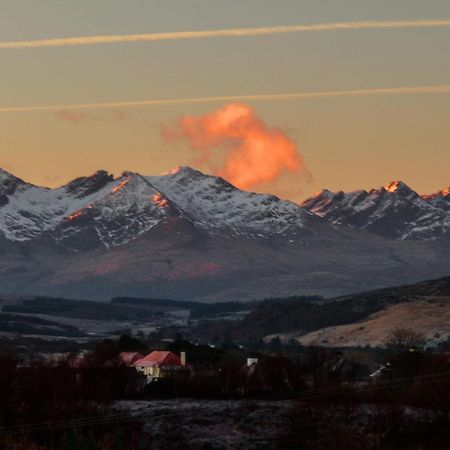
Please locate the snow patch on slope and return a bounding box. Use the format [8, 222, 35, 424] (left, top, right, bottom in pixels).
[147, 167, 312, 237]
[0, 173, 119, 241]
[303, 181, 449, 241]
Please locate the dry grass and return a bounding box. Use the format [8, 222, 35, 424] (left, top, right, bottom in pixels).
[291, 297, 450, 347]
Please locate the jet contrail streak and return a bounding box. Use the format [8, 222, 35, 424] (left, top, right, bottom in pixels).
[1, 85, 450, 113]
[1, 19, 450, 49]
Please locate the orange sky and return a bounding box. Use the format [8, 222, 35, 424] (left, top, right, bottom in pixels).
[0, 1, 449, 201]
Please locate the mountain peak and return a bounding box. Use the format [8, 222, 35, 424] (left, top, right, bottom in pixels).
[421, 186, 450, 211]
[64, 170, 114, 199]
[159, 166, 197, 176]
[0, 168, 27, 207]
[384, 180, 406, 192]
[0, 168, 22, 184]
[318, 188, 334, 198]
[423, 186, 450, 200]
[383, 180, 416, 196]
[170, 166, 207, 178]
[302, 189, 334, 207]
[162, 166, 183, 176]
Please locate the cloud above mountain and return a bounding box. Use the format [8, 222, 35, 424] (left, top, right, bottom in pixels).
[162, 103, 305, 190]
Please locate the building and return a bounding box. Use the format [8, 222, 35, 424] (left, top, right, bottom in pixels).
[119, 352, 145, 367]
[134, 351, 187, 380]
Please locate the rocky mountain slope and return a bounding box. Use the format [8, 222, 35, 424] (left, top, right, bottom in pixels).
[0, 167, 448, 301]
[302, 181, 450, 241]
[0, 168, 114, 242]
[0, 167, 321, 250]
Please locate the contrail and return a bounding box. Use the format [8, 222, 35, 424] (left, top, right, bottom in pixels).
[1, 85, 450, 113]
[1, 19, 450, 49]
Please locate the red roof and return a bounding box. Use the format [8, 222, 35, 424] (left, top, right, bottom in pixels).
[134, 351, 182, 368]
[119, 352, 144, 366]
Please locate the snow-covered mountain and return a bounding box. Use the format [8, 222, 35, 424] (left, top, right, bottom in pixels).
[147, 167, 316, 237]
[0, 168, 449, 301]
[302, 181, 450, 241]
[52, 173, 193, 249]
[0, 167, 319, 250]
[0, 168, 116, 242]
[422, 187, 450, 211]
[1, 168, 448, 248]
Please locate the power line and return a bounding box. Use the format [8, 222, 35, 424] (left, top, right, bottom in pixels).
[1, 371, 449, 436]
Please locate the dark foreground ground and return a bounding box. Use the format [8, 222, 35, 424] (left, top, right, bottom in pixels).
[115, 399, 294, 450]
[112, 399, 449, 450]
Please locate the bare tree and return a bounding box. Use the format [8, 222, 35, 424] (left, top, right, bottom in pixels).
[385, 328, 425, 352]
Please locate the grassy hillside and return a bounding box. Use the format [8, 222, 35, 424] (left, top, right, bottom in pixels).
[196, 276, 450, 342]
[295, 298, 450, 347]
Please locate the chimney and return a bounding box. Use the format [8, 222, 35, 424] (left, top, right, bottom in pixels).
[247, 357, 258, 367]
[180, 351, 186, 366]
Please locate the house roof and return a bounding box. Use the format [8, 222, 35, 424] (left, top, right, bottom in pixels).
[135, 351, 182, 368]
[119, 352, 144, 366]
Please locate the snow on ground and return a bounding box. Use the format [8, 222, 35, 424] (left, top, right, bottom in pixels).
[114, 399, 295, 450]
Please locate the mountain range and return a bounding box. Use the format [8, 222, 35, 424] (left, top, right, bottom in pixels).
[0, 167, 448, 301]
[302, 180, 450, 241]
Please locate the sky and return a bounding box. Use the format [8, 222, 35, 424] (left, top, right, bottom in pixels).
[0, 0, 449, 202]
